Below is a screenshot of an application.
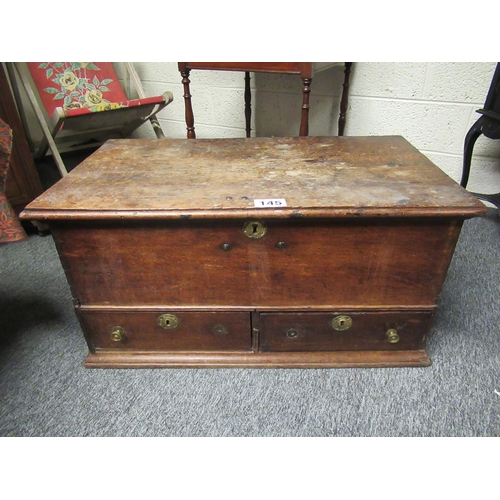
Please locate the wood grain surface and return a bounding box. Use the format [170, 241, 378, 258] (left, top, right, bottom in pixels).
[83, 349, 432, 368]
[51, 218, 460, 309]
[259, 310, 432, 352]
[81, 310, 252, 352]
[22, 136, 486, 220]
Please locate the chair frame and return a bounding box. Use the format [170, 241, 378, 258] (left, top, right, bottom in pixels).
[460, 63, 500, 209]
[7, 62, 173, 177]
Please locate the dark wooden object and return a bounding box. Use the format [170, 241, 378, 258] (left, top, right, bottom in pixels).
[0, 64, 43, 214]
[21, 136, 486, 368]
[178, 62, 352, 139]
[461, 63, 500, 208]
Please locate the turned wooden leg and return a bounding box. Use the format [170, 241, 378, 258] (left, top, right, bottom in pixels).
[180, 69, 196, 139]
[300, 77, 312, 136]
[338, 62, 352, 136]
[244, 71, 251, 138]
[461, 118, 483, 188]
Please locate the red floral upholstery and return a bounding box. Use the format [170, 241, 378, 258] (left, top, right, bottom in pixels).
[27, 62, 164, 119]
[0, 118, 28, 243]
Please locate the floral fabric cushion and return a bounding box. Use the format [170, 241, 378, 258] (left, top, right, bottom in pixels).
[27, 62, 160, 118]
[63, 95, 165, 118]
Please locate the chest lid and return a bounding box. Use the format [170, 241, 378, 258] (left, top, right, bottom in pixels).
[22, 136, 486, 220]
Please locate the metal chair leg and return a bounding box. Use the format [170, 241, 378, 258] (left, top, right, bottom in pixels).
[461, 118, 484, 188]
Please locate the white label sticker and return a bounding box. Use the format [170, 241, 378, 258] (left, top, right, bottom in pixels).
[253, 198, 287, 208]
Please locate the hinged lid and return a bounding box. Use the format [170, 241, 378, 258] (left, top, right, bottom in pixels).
[21, 136, 486, 220]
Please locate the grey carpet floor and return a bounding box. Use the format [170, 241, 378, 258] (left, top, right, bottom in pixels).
[1, 209, 499, 437]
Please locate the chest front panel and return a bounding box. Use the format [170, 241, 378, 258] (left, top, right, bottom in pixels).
[52, 217, 460, 310]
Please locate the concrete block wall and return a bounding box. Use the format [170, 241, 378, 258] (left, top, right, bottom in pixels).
[133, 62, 500, 196]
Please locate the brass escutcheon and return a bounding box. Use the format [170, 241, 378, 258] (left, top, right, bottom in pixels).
[331, 315, 353, 331]
[243, 220, 267, 239]
[158, 313, 179, 330]
[214, 324, 228, 335]
[386, 328, 400, 343]
[110, 326, 125, 342]
[286, 328, 300, 339]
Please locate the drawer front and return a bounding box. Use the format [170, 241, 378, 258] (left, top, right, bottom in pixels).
[259, 311, 433, 352]
[80, 311, 252, 351]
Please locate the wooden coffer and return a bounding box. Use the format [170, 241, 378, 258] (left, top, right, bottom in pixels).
[21, 136, 486, 368]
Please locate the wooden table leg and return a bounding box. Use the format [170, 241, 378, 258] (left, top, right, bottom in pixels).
[244, 72, 251, 138]
[338, 62, 352, 136]
[300, 77, 312, 136]
[180, 68, 196, 139]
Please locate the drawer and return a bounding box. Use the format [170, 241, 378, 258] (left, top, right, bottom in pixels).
[259, 311, 434, 352]
[80, 310, 252, 351]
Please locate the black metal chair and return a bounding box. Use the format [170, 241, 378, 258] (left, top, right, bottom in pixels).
[461, 63, 500, 208]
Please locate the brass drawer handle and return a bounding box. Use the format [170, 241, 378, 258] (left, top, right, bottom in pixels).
[386, 329, 400, 343]
[158, 313, 179, 330]
[110, 326, 125, 342]
[331, 315, 352, 331]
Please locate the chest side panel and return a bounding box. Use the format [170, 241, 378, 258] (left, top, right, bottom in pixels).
[52, 218, 461, 309]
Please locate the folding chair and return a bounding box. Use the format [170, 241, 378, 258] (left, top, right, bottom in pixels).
[9, 62, 173, 176]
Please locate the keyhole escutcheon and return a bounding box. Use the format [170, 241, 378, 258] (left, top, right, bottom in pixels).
[331, 315, 353, 331]
[158, 313, 179, 330]
[243, 220, 267, 239]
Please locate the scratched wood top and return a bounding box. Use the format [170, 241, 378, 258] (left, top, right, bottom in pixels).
[22, 136, 486, 220]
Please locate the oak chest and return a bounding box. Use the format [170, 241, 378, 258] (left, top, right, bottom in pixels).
[21, 136, 486, 368]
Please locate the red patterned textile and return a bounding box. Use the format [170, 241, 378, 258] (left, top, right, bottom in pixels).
[0, 118, 28, 243]
[27, 62, 162, 119]
[63, 95, 166, 118]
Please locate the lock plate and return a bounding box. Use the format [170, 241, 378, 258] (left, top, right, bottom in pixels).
[158, 313, 179, 330]
[331, 315, 353, 331]
[243, 220, 267, 239]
